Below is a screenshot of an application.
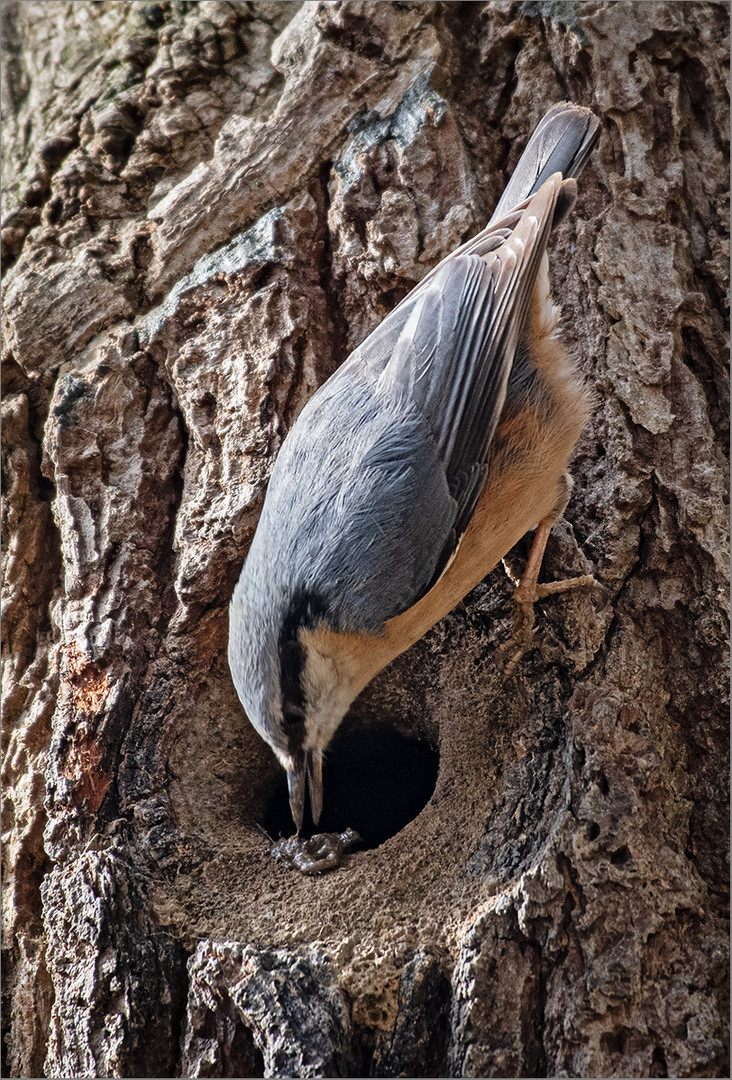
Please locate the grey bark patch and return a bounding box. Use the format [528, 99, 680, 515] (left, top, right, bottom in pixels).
[181, 942, 354, 1078]
[41, 851, 187, 1078]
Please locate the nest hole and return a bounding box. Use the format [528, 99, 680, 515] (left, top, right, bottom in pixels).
[263, 724, 439, 849]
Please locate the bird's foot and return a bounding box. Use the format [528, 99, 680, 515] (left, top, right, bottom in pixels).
[518, 574, 597, 604]
[501, 573, 597, 678]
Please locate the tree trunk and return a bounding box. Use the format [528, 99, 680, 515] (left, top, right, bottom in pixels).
[2, 2, 728, 1077]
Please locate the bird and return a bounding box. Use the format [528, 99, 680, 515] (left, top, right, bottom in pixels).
[228, 102, 601, 831]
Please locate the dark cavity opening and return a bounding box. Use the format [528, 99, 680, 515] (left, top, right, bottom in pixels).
[263, 725, 439, 850]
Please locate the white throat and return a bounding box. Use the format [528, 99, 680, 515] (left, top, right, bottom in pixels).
[300, 637, 360, 752]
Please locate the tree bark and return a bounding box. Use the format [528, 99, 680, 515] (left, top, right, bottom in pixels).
[2, 2, 728, 1077]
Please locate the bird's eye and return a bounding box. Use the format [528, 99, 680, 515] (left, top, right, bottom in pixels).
[283, 708, 304, 726]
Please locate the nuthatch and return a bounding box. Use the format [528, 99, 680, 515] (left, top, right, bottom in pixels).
[229, 103, 601, 830]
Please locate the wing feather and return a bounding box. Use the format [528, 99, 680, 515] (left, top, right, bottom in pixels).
[373, 176, 561, 590]
[345, 103, 599, 386]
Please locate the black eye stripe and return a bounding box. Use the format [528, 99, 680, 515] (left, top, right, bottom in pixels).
[278, 588, 330, 750]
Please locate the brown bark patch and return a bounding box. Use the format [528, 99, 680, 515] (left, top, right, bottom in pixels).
[59, 731, 110, 814]
[62, 642, 111, 718]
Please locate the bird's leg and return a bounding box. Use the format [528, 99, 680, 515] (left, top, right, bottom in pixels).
[502, 498, 596, 676]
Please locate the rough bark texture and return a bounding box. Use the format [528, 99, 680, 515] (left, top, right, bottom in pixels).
[1, 2, 729, 1077]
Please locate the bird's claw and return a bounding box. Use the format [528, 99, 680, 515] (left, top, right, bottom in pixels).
[501, 573, 598, 678]
[500, 599, 537, 678]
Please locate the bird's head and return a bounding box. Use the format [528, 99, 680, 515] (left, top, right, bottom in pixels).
[229, 575, 359, 830]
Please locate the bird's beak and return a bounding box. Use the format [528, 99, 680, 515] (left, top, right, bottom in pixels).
[307, 748, 323, 826]
[287, 749, 323, 831]
[287, 763, 306, 832]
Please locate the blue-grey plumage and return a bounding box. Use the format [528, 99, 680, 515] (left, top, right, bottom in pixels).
[228, 102, 601, 829]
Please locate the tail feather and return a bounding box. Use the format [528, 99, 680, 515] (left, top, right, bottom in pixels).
[490, 102, 600, 225]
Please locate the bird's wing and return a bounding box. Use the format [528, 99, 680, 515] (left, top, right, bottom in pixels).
[343, 186, 566, 386]
[269, 176, 563, 631]
[374, 175, 562, 587]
